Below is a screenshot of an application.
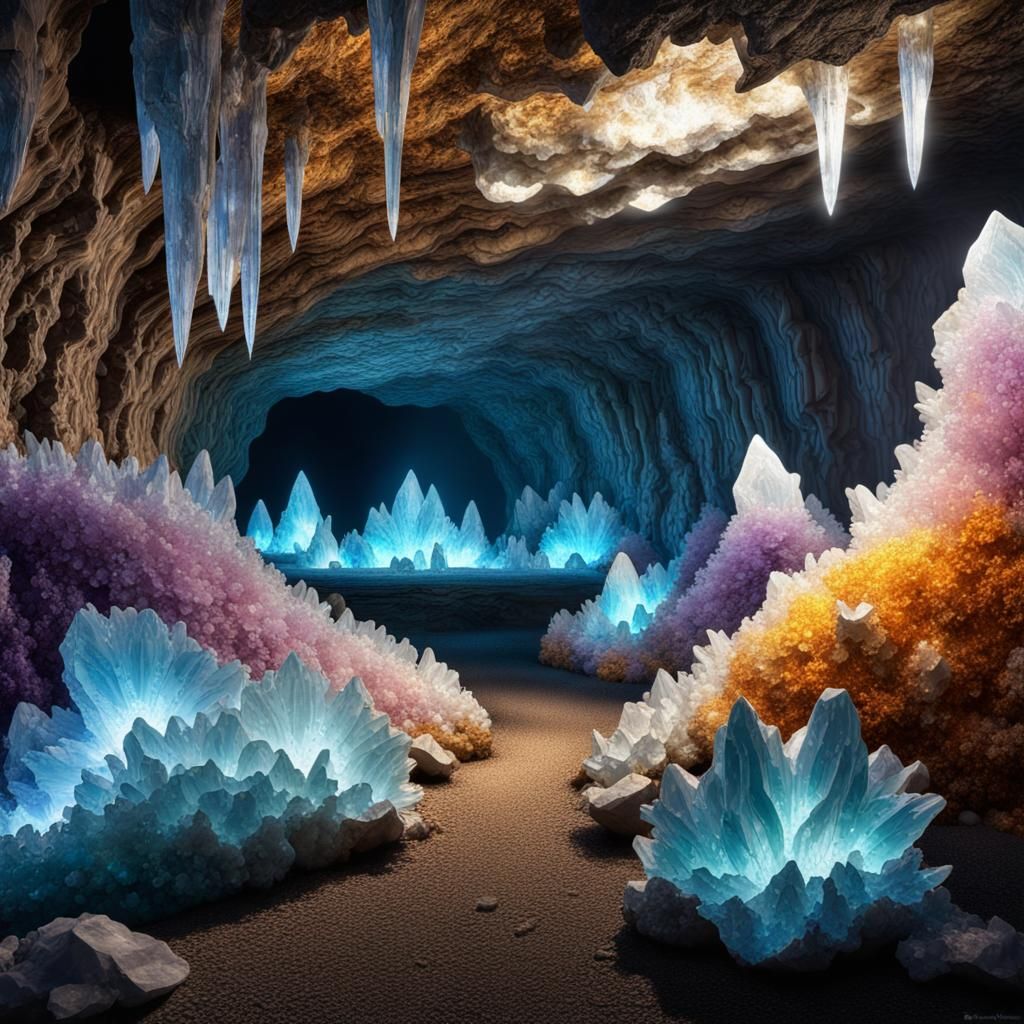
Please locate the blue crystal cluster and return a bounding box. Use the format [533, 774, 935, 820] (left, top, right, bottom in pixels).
[627, 688, 949, 969]
[249, 470, 628, 571]
[0, 606, 418, 931]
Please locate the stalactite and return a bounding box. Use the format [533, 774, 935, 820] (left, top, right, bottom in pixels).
[898, 10, 935, 188]
[801, 61, 850, 216]
[285, 126, 311, 252]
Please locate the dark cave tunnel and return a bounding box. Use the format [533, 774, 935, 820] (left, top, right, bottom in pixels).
[234, 389, 509, 538]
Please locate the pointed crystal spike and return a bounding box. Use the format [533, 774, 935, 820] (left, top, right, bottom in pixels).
[801, 61, 849, 216]
[207, 154, 231, 330]
[241, 68, 268, 355]
[130, 0, 227, 365]
[0, 0, 48, 212]
[136, 99, 160, 192]
[285, 127, 310, 252]
[367, 0, 427, 240]
[898, 10, 934, 189]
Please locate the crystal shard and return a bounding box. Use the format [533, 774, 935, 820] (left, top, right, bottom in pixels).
[801, 61, 849, 216]
[732, 434, 804, 514]
[207, 47, 269, 351]
[367, 0, 426, 239]
[285, 126, 310, 252]
[245, 498, 273, 549]
[0, 0, 48, 211]
[898, 10, 934, 189]
[268, 470, 322, 554]
[130, 0, 227, 364]
[538, 492, 627, 568]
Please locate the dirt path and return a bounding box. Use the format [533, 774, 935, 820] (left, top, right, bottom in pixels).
[135, 630, 1024, 1024]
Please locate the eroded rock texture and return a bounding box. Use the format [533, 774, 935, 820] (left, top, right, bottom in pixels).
[0, 0, 1022, 549]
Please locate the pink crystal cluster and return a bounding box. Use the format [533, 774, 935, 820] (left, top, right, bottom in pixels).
[0, 440, 490, 748]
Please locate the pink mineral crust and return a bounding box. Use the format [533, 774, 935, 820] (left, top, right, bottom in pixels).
[0, 452, 490, 754]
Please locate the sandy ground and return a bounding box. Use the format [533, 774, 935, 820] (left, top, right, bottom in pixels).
[125, 629, 1024, 1024]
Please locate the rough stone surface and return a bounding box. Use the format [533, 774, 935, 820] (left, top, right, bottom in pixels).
[410, 733, 459, 779]
[586, 773, 658, 836]
[0, 914, 189, 1018]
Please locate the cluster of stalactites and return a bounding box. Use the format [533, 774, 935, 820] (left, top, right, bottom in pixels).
[800, 8, 934, 214]
[120, 0, 427, 364]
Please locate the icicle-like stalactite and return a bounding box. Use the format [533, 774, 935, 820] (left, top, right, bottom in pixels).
[368, 0, 426, 240]
[0, 0, 48, 212]
[801, 61, 849, 216]
[135, 101, 160, 194]
[206, 47, 268, 353]
[285, 126, 310, 252]
[130, 0, 227, 365]
[898, 10, 935, 188]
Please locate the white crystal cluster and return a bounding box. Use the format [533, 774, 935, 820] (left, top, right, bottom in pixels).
[0, 605, 419, 930]
[250, 470, 628, 571]
[625, 688, 949, 969]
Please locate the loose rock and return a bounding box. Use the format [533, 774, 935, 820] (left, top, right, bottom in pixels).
[476, 897, 499, 913]
[587, 773, 659, 836]
[0, 914, 189, 1019]
[409, 734, 458, 780]
[513, 919, 537, 937]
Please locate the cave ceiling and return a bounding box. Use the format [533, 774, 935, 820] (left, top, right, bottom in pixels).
[0, 0, 1022, 544]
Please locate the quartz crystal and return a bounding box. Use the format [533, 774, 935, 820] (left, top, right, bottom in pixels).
[628, 688, 949, 968]
[245, 498, 273, 549]
[801, 61, 849, 216]
[0, 0, 48, 211]
[267, 470, 323, 554]
[130, 0, 227, 364]
[538, 492, 627, 569]
[0, 605, 419, 931]
[898, 11, 934, 188]
[285, 127, 311, 252]
[367, 0, 426, 239]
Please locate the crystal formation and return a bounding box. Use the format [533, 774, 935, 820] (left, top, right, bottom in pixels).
[801, 61, 849, 216]
[0, 605, 419, 930]
[129, 0, 227, 364]
[539, 492, 627, 569]
[367, 0, 426, 239]
[626, 688, 948, 969]
[285, 126, 311, 252]
[898, 10, 934, 188]
[0, 436, 491, 755]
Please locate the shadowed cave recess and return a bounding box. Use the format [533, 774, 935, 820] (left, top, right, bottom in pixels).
[1, 0, 1024, 1020]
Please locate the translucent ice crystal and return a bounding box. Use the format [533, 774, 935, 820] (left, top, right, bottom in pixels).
[361, 470, 489, 568]
[628, 688, 949, 968]
[898, 11, 934, 189]
[300, 515, 341, 569]
[0, 606, 419, 930]
[285, 127, 310, 252]
[596, 553, 675, 633]
[367, 0, 426, 239]
[130, 0, 227, 364]
[508, 482, 569, 550]
[732, 435, 803, 514]
[245, 498, 273, 549]
[539, 492, 627, 569]
[267, 470, 323, 554]
[207, 47, 269, 351]
[801, 61, 849, 216]
[0, 0, 48, 211]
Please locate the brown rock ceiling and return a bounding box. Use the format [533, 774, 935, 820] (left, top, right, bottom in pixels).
[0, 0, 1020, 514]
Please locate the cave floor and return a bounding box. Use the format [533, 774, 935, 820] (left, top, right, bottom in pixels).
[129, 629, 1024, 1024]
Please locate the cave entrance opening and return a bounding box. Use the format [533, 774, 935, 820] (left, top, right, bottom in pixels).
[234, 388, 507, 542]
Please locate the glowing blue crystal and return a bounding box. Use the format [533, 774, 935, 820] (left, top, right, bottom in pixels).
[539, 492, 627, 568]
[595, 553, 675, 635]
[508, 482, 568, 549]
[632, 689, 949, 967]
[367, 0, 426, 239]
[300, 515, 341, 568]
[245, 498, 273, 550]
[361, 470, 488, 568]
[0, 606, 419, 930]
[267, 470, 322, 555]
